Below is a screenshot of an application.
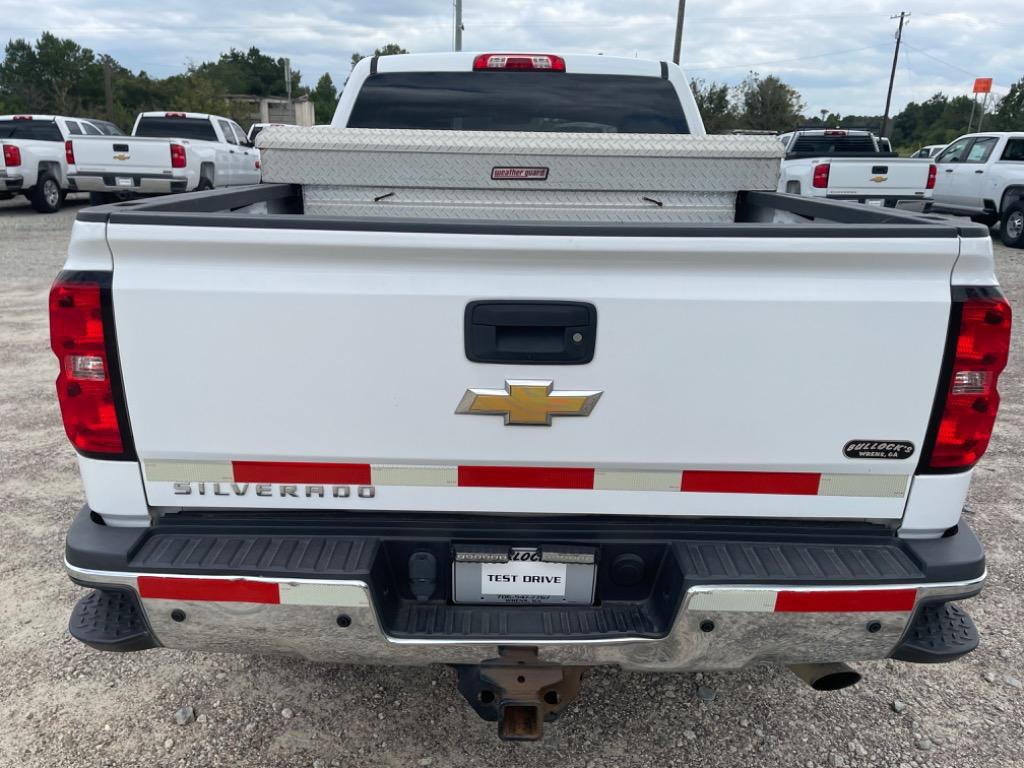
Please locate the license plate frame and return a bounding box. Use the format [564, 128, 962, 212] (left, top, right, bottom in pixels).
[115, 176, 134, 188]
[452, 546, 597, 605]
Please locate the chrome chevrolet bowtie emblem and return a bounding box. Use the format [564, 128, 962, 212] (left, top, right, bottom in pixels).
[456, 380, 602, 426]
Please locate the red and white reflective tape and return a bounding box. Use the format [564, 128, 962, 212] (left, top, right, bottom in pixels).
[135, 575, 917, 614]
[687, 587, 918, 613]
[144, 460, 908, 498]
[137, 575, 368, 607]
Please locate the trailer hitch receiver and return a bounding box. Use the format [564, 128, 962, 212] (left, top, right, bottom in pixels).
[454, 647, 584, 740]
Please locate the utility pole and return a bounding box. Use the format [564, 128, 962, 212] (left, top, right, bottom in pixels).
[672, 0, 687, 65]
[879, 11, 909, 138]
[454, 0, 463, 52]
[103, 59, 114, 121]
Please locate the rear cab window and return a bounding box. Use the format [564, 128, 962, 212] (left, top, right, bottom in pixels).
[1001, 138, 1024, 162]
[134, 116, 218, 142]
[347, 72, 689, 133]
[0, 119, 63, 141]
[788, 133, 879, 155]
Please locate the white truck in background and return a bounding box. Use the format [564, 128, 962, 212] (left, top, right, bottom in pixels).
[247, 122, 287, 143]
[0, 114, 118, 212]
[778, 128, 935, 210]
[930, 132, 1024, 248]
[68, 111, 261, 204]
[58, 53, 1008, 741]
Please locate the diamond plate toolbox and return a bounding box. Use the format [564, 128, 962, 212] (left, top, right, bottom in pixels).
[258, 127, 784, 223]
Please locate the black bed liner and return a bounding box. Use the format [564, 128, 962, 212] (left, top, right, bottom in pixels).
[75, 183, 989, 239]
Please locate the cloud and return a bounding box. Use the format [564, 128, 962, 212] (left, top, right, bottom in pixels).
[0, 0, 1019, 115]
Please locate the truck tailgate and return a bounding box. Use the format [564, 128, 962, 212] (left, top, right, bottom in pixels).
[107, 223, 957, 521]
[826, 158, 931, 198]
[72, 136, 172, 176]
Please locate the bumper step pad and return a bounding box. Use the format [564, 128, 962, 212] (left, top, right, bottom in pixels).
[69, 589, 158, 653]
[892, 602, 979, 664]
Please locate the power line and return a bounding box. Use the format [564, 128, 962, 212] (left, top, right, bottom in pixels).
[900, 42, 979, 78]
[687, 43, 891, 72]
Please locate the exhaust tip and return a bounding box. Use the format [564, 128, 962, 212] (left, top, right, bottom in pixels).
[809, 669, 862, 691]
[788, 663, 861, 691]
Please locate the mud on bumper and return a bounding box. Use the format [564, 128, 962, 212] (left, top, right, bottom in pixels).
[65, 507, 984, 671]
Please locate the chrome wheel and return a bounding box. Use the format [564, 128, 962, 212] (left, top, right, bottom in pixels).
[1008, 210, 1024, 241]
[44, 178, 60, 208]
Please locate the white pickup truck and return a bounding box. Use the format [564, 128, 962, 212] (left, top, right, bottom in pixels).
[57, 52, 1009, 741]
[777, 129, 935, 210]
[930, 132, 1024, 248]
[68, 111, 261, 204]
[1, 114, 117, 212]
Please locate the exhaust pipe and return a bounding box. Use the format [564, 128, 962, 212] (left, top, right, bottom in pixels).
[788, 663, 862, 691]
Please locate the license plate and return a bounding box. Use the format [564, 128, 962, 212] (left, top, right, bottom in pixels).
[866, 198, 885, 207]
[452, 547, 596, 605]
[115, 177, 134, 188]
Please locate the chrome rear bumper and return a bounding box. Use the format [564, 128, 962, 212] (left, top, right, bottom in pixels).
[66, 561, 984, 671]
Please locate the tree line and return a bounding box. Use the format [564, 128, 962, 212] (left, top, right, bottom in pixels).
[694, 72, 1023, 151]
[1, 32, 1020, 150]
[0, 33, 410, 129]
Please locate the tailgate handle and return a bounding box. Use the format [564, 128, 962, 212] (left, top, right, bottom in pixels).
[872, 165, 888, 174]
[465, 301, 597, 365]
[113, 143, 129, 152]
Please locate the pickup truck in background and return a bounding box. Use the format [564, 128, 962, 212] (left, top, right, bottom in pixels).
[247, 122, 287, 143]
[0, 114, 117, 212]
[68, 111, 261, 204]
[777, 129, 935, 210]
[912, 144, 947, 159]
[930, 132, 1024, 248]
[57, 53, 1009, 741]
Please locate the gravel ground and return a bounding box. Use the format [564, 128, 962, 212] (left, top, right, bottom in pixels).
[0, 193, 1022, 768]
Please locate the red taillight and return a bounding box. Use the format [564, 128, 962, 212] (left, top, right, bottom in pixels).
[65, 139, 75, 165]
[926, 163, 937, 190]
[2, 144, 21, 167]
[170, 143, 186, 168]
[928, 293, 1012, 470]
[812, 163, 830, 188]
[473, 53, 566, 71]
[49, 276, 125, 455]
[255, 158, 261, 170]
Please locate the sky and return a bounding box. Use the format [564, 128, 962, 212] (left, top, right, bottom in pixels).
[1, 0, 1019, 117]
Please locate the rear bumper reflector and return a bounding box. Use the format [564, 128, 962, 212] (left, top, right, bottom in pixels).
[137, 575, 369, 607]
[143, 460, 909, 498]
[687, 587, 918, 613]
